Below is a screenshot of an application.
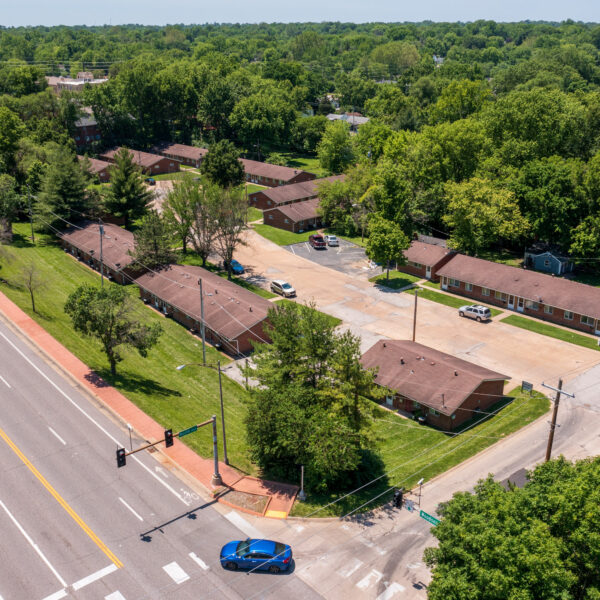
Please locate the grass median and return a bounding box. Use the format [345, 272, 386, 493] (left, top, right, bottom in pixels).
[291, 386, 549, 517]
[501, 314, 600, 351]
[369, 271, 422, 290]
[404, 287, 503, 317]
[252, 224, 314, 246]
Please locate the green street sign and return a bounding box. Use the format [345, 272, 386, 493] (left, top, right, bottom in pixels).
[178, 425, 198, 438]
[419, 510, 441, 526]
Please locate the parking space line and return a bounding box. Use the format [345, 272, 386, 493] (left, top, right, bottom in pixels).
[41, 590, 67, 600]
[189, 552, 209, 570]
[72, 564, 118, 590]
[0, 498, 67, 587]
[118, 497, 143, 521]
[48, 427, 66, 446]
[376, 582, 405, 600]
[339, 557, 363, 578]
[356, 569, 383, 590]
[105, 592, 126, 600]
[0, 375, 10, 388]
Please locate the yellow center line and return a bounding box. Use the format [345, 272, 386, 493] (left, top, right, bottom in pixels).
[0, 426, 123, 569]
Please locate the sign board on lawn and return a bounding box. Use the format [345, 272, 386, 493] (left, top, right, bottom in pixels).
[419, 510, 441, 526]
[521, 381, 533, 393]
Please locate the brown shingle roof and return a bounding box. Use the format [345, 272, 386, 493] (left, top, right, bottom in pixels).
[133, 264, 272, 342]
[58, 222, 134, 272]
[240, 158, 315, 182]
[77, 156, 111, 174]
[252, 175, 345, 206]
[361, 340, 507, 416]
[266, 198, 321, 223]
[99, 147, 165, 169]
[404, 241, 454, 267]
[153, 143, 208, 161]
[437, 254, 600, 320]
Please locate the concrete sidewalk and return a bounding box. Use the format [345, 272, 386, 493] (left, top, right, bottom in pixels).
[0, 290, 298, 518]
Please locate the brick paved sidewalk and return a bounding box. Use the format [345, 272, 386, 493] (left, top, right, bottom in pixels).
[0, 291, 298, 518]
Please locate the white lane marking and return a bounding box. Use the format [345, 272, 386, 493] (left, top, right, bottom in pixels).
[0, 499, 67, 587]
[48, 427, 66, 445]
[163, 562, 190, 584]
[42, 590, 67, 600]
[376, 583, 405, 600]
[189, 552, 209, 570]
[0, 331, 190, 506]
[223, 511, 263, 539]
[0, 375, 11, 388]
[356, 569, 383, 590]
[339, 557, 363, 578]
[294, 524, 305, 533]
[72, 564, 118, 590]
[289, 245, 296, 255]
[119, 497, 143, 521]
[358, 537, 387, 555]
[154, 465, 169, 478]
[105, 592, 126, 600]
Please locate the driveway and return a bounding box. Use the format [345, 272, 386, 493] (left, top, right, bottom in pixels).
[284, 239, 374, 278]
[236, 228, 600, 388]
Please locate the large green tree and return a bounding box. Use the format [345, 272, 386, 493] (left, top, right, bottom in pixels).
[64, 284, 162, 377]
[0, 106, 25, 172]
[201, 139, 245, 188]
[162, 173, 198, 254]
[0, 174, 19, 243]
[365, 214, 411, 281]
[317, 120, 355, 175]
[425, 456, 600, 600]
[104, 147, 152, 229]
[129, 210, 176, 271]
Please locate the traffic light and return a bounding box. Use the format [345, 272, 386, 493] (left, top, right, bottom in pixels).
[393, 488, 404, 509]
[116, 448, 126, 468]
[164, 429, 174, 447]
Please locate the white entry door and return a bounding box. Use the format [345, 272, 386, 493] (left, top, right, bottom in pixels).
[441, 277, 448, 290]
[517, 297, 525, 313]
[425, 266, 432, 279]
[508, 295, 515, 310]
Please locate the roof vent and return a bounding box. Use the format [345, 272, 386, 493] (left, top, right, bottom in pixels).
[215, 289, 218, 294]
[454, 370, 458, 376]
[416, 355, 421, 360]
[430, 362, 435, 365]
[400, 357, 404, 364]
[410, 369, 414, 374]
[249, 307, 253, 312]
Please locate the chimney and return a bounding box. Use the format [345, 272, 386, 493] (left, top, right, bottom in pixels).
[430, 361, 435, 365]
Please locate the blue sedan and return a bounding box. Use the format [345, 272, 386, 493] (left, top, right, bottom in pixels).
[220, 538, 293, 573]
[224, 259, 244, 274]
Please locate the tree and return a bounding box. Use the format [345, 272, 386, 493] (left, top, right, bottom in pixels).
[429, 79, 492, 124]
[104, 148, 152, 229]
[0, 106, 24, 173]
[64, 284, 162, 377]
[213, 186, 247, 280]
[35, 147, 89, 229]
[365, 215, 411, 281]
[0, 174, 19, 243]
[202, 139, 245, 188]
[189, 178, 220, 267]
[292, 115, 328, 153]
[129, 210, 176, 271]
[243, 301, 381, 492]
[317, 120, 355, 175]
[443, 178, 529, 255]
[162, 173, 198, 254]
[20, 262, 42, 313]
[570, 215, 600, 271]
[425, 456, 600, 600]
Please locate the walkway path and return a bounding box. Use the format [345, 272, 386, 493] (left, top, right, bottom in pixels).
[0, 290, 298, 518]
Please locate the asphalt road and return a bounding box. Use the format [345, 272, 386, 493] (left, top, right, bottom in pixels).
[0, 318, 322, 600]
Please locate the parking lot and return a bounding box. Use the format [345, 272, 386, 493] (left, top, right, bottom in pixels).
[284, 238, 376, 278]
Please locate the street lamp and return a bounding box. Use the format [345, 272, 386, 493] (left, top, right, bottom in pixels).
[417, 478, 424, 506]
[176, 362, 228, 465]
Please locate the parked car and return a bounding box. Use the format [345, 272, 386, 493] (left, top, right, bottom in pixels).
[309, 234, 326, 249]
[145, 177, 156, 186]
[324, 234, 339, 247]
[458, 305, 492, 322]
[271, 280, 296, 297]
[220, 538, 293, 573]
[223, 259, 244, 274]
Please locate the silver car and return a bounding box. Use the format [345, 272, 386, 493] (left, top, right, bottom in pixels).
[324, 235, 339, 247]
[270, 279, 296, 298]
[458, 305, 491, 322]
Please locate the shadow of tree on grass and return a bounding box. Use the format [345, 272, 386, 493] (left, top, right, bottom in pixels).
[86, 369, 182, 398]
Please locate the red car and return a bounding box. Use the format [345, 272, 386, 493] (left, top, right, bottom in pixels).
[309, 234, 326, 249]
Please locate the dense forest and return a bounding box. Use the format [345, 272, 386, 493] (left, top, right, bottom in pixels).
[1, 21, 600, 264]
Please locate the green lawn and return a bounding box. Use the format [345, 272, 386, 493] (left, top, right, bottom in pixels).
[178, 252, 276, 299]
[291, 387, 550, 517]
[275, 152, 326, 177]
[245, 183, 268, 195]
[247, 207, 263, 222]
[273, 298, 342, 327]
[404, 287, 503, 317]
[476, 248, 523, 268]
[501, 315, 600, 351]
[369, 270, 422, 290]
[151, 172, 188, 181]
[1, 224, 256, 473]
[422, 280, 441, 289]
[253, 224, 314, 246]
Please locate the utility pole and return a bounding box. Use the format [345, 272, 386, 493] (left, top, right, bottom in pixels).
[198, 278, 206, 365]
[211, 415, 223, 486]
[99, 220, 104, 288]
[542, 379, 574, 462]
[218, 360, 228, 465]
[412, 287, 419, 342]
[27, 186, 35, 243]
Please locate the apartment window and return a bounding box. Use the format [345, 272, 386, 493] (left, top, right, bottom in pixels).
[284, 219, 289, 224]
[564, 310, 574, 320]
[429, 408, 440, 417]
[413, 401, 420, 410]
[495, 291, 507, 301]
[544, 259, 550, 267]
[465, 282, 473, 292]
[544, 305, 553, 315]
[450, 278, 460, 287]
[481, 287, 490, 296]
[268, 214, 273, 220]
[581, 315, 594, 326]
[407, 261, 423, 269]
[526, 300, 539, 310]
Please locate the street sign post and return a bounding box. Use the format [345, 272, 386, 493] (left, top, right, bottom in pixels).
[419, 510, 441, 526]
